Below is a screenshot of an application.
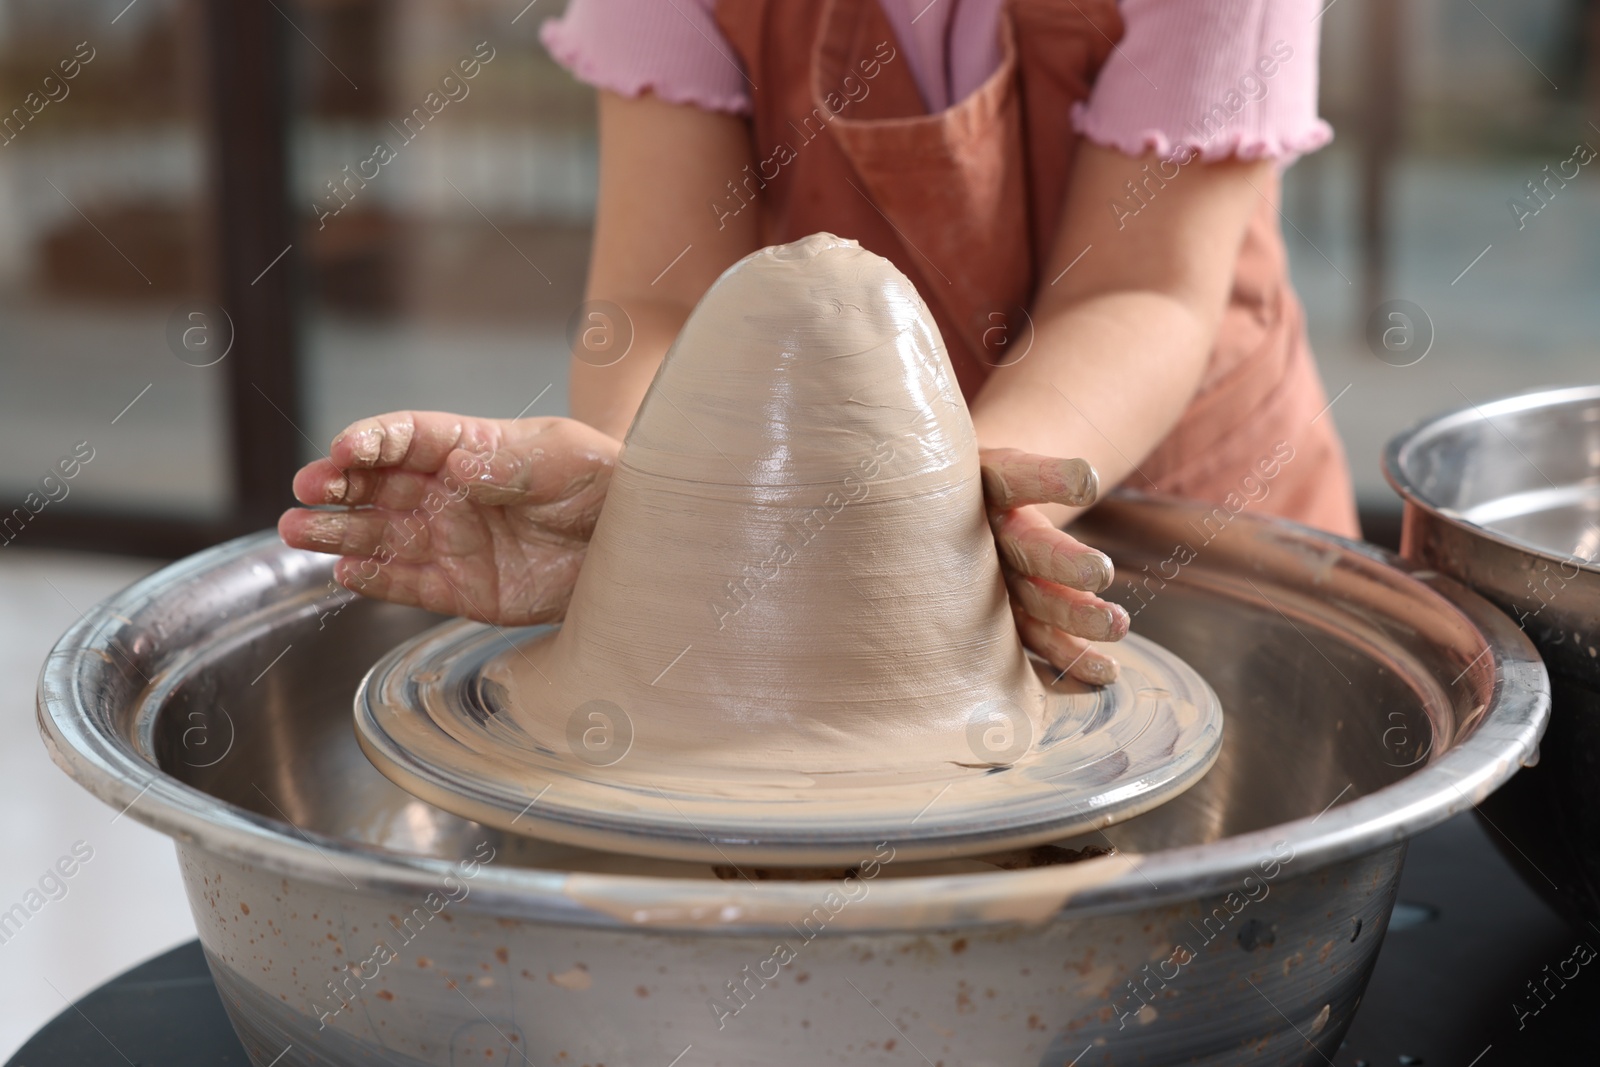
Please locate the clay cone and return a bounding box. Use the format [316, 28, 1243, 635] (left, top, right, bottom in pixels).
[497, 233, 1045, 777]
[357, 233, 1223, 864]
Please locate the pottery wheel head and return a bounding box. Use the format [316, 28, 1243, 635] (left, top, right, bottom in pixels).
[354, 233, 1225, 865]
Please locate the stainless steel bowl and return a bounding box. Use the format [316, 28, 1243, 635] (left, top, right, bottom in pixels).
[37, 497, 1546, 1067]
[1385, 384, 1600, 923]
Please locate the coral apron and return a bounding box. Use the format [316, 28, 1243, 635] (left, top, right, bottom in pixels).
[713, 0, 1360, 537]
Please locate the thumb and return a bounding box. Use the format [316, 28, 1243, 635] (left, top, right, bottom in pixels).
[979, 449, 1098, 511]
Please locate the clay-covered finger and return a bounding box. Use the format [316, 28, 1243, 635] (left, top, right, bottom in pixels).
[292, 457, 349, 506]
[1007, 575, 1129, 642]
[284, 493, 498, 557]
[329, 411, 496, 472]
[992, 506, 1114, 592]
[294, 461, 445, 509]
[1014, 611, 1120, 684]
[283, 508, 369, 559]
[979, 448, 1098, 510]
[353, 468, 437, 510]
[278, 508, 436, 563]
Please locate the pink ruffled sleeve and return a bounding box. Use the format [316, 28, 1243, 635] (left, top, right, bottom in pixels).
[539, 0, 751, 114]
[1073, 0, 1333, 163]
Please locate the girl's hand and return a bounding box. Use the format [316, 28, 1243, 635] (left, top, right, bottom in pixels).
[978, 448, 1129, 685]
[278, 412, 618, 625]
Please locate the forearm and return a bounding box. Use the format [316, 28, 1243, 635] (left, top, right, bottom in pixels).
[969, 144, 1271, 524]
[567, 89, 760, 441]
[969, 289, 1213, 523]
[569, 298, 687, 441]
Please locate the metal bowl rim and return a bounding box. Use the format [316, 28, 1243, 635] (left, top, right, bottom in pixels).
[36, 526, 1548, 932]
[1382, 382, 1600, 575]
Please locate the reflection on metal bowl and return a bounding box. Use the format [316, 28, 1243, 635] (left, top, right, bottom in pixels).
[1386, 383, 1600, 924]
[38, 496, 1545, 1067]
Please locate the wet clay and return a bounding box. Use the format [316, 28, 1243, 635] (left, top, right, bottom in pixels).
[710, 844, 1113, 881]
[356, 233, 1225, 864]
[498, 232, 1045, 776]
[558, 853, 1138, 930]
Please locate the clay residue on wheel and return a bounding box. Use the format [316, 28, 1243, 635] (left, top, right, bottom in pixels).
[560, 851, 1135, 931]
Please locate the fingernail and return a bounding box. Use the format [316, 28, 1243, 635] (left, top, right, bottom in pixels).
[1071, 604, 1118, 640]
[1067, 459, 1099, 506]
[979, 464, 1010, 509]
[1107, 604, 1130, 638]
[1076, 552, 1112, 591]
[1076, 651, 1118, 685]
[349, 428, 380, 464]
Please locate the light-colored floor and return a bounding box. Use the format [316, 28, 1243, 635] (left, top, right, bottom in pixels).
[0, 549, 197, 1061]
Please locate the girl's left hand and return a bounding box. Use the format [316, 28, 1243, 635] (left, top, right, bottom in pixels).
[978, 448, 1129, 685]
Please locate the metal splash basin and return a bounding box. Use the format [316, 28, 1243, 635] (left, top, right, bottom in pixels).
[1386, 383, 1600, 923]
[37, 495, 1546, 1066]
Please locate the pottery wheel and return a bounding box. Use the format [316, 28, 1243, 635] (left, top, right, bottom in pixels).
[355, 624, 1222, 864]
[352, 233, 1224, 865]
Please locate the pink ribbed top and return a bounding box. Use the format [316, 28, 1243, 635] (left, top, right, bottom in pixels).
[541, 0, 1332, 162]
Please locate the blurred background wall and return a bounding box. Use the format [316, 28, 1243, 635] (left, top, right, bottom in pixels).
[1301, 0, 1599, 534]
[0, 0, 589, 552]
[0, 0, 1594, 548]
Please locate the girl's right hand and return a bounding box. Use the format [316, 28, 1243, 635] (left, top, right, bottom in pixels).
[278, 412, 619, 626]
